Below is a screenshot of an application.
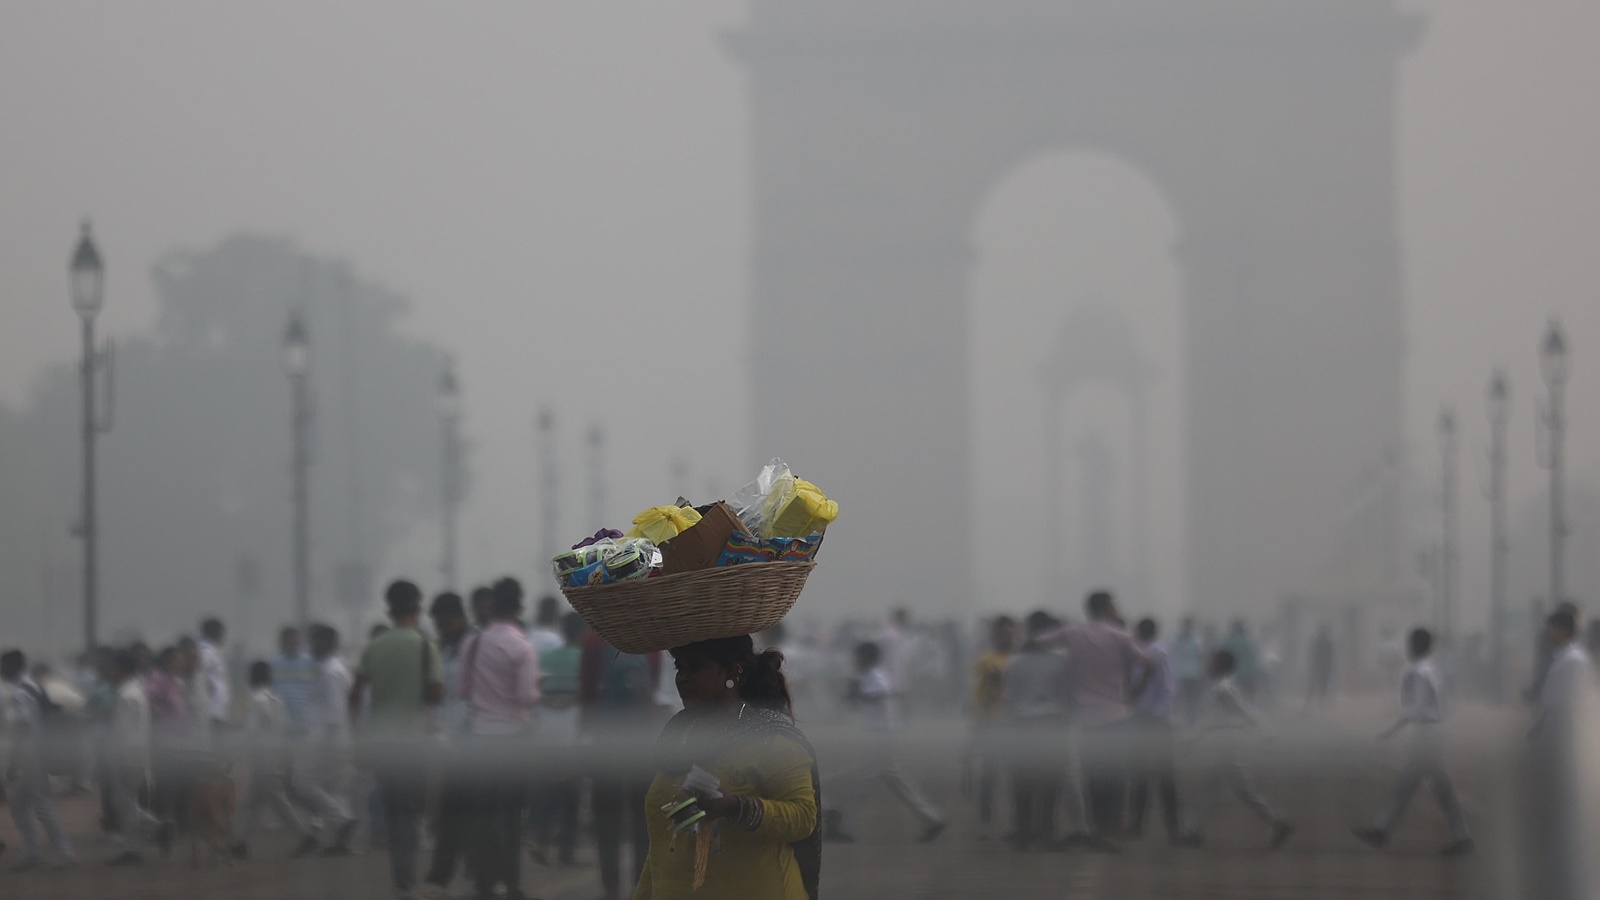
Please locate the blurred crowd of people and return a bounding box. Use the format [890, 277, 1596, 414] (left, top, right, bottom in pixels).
[0, 577, 692, 900]
[6, 585, 1598, 898]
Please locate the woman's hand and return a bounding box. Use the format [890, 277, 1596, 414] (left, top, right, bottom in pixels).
[665, 793, 741, 832]
[695, 793, 742, 823]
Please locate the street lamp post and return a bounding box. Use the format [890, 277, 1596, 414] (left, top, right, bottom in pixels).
[1539, 320, 1569, 611]
[284, 310, 312, 632]
[1485, 370, 1510, 702]
[70, 223, 110, 653]
[437, 360, 461, 591]
[1437, 407, 1458, 652]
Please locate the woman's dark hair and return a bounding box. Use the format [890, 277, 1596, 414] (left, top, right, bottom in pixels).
[671, 634, 794, 719]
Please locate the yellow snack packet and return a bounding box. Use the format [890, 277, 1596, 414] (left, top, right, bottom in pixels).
[624, 505, 703, 544]
[768, 478, 838, 538]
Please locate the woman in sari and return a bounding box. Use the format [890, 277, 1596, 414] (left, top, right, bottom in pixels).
[634, 634, 821, 900]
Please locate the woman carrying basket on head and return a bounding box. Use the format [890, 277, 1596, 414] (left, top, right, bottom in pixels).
[633, 634, 821, 900]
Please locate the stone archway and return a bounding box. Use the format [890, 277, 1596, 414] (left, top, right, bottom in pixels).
[731, 0, 1421, 620]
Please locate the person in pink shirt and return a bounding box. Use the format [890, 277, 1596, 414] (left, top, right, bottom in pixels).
[1043, 591, 1150, 848]
[460, 576, 542, 900]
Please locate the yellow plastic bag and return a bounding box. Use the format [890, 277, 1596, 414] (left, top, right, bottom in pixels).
[768, 478, 838, 538]
[625, 506, 703, 544]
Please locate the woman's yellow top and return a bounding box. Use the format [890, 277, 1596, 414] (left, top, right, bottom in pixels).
[633, 731, 818, 900]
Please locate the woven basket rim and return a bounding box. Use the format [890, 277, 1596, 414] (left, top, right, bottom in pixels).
[559, 561, 815, 653]
[559, 559, 815, 599]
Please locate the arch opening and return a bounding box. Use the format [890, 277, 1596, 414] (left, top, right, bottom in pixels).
[968, 151, 1188, 618]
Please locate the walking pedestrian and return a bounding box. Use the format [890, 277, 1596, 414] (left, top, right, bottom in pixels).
[349, 580, 445, 899]
[966, 614, 1015, 840]
[1523, 601, 1579, 705]
[823, 641, 945, 844]
[298, 624, 357, 857]
[1221, 620, 1261, 699]
[103, 648, 151, 866]
[197, 618, 232, 733]
[146, 645, 193, 855]
[2, 649, 75, 870]
[1171, 618, 1204, 725]
[1525, 609, 1594, 900]
[1176, 649, 1294, 850]
[1127, 618, 1181, 843]
[459, 576, 542, 900]
[1001, 612, 1069, 850]
[580, 629, 662, 900]
[1351, 627, 1472, 855]
[231, 661, 310, 858]
[423, 592, 475, 895]
[527, 611, 585, 868]
[1041, 591, 1150, 844]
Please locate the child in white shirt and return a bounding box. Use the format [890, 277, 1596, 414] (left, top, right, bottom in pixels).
[1176, 649, 1294, 850]
[823, 641, 945, 844]
[232, 661, 310, 857]
[294, 625, 357, 856]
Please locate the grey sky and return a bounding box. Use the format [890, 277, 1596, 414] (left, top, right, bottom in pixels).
[2, 1, 1597, 628]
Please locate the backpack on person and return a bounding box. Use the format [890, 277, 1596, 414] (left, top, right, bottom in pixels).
[19, 681, 82, 775]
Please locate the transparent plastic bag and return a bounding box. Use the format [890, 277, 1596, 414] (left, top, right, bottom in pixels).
[730, 459, 796, 537]
[731, 459, 836, 539]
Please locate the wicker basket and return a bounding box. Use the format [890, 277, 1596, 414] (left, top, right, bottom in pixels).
[561, 562, 815, 654]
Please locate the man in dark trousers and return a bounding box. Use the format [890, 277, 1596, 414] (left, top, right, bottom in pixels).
[422, 592, 475, 895]
[579, 630, 661, 900]
[459, 577, 542, 900]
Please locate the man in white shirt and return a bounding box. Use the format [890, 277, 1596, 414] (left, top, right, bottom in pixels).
[103, 648, 151, 865]
[296, 624, 357, 857]
[198, 618, 232, 731]
[1351, 627, 1472, 855]
[3, 650, 75, 869]
[232, 661, 310, 858]
[1527, 609, 1596, 900]
[1535, 610, 1594, 740]
[824, 641, 945, 844]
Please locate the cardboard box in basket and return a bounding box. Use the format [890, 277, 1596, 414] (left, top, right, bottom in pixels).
[659, 501, 750, 575]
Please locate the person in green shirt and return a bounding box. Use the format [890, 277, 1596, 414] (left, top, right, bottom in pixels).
[348, 580, 443, 898]
[529, 612, 587, 866]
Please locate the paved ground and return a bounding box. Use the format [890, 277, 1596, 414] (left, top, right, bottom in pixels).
[0, 699, 1519, 899]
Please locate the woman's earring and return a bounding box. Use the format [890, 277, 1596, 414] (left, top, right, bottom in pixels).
[724, 679, 736, 689]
